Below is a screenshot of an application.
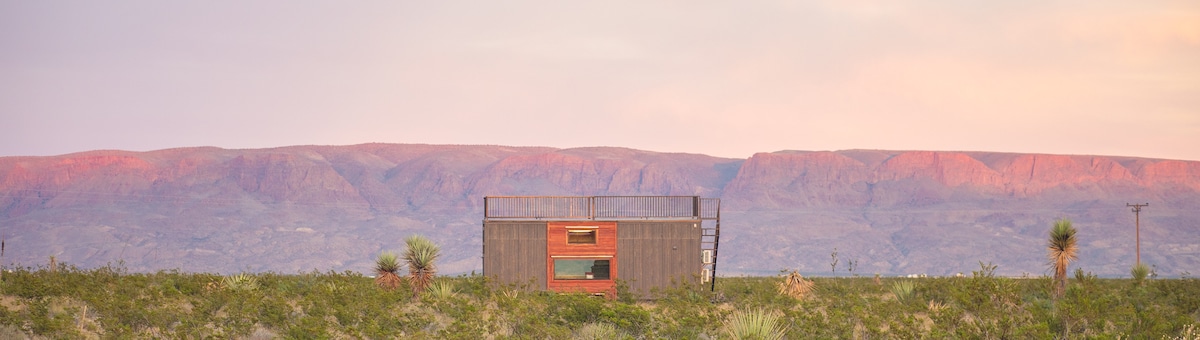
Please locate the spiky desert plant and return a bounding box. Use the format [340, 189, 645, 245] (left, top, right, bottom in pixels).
[723, 308, 785, 340]
[1131, 263, 1151, 284]
[777, 270, 815, 300]
[891, 280, 916, 302]
[374, 251, 402, 291]
[573, 322, 629, 340]
[425, 279, 457, 299]
[927, 300, 948, 313]
[222, 273, 259, 292]
[403, 235, 440, 297]
[1047, 218, 1078, 298]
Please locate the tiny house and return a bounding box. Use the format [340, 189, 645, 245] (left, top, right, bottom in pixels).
[482, 196, 721, 296]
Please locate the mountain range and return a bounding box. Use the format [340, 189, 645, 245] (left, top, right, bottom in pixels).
[2, 144, 1197, 277]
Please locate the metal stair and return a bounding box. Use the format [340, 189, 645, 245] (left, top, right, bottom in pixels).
[698, 199, 721, 291]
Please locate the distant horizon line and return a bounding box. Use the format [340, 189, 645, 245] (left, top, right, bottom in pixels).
[2, 142, 1196, 162]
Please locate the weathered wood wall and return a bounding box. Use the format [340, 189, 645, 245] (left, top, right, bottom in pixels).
[616, 221, 702, 296]
[482, 221, 547, 290]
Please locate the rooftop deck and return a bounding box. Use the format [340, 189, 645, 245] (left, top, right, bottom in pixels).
[483, 196, 720, 221]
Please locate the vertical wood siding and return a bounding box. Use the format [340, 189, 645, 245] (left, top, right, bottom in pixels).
[482, 222, 547, 290]
[546, 221, 618, 294]
[617, 221, 702, 296]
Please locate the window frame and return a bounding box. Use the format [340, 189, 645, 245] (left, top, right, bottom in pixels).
[551, 257, 613, 280]
[565, 226, 598, 245]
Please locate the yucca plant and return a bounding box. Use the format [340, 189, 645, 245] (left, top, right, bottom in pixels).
[1047, 218, 1078, 298]
[1131, 263, 1151, 285]
[891, 280, 915, 302]
[403, 235, 440, 297]
[722, 308, 785, 340]
[777, 270, 815, 300]
[374, 251, 402, 291]
[425, 279, 457, 299]
[222, 273, 259, 292]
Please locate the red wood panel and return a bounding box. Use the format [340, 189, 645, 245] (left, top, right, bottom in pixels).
[547, 221, 618, 295]
[547, 221, 617, 255]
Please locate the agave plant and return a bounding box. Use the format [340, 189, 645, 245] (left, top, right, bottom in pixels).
[722, 308, 785, 340]
[404, 235, 440, 297]
[1047, 218, 1078, 298]
[374, 251, 402, 291]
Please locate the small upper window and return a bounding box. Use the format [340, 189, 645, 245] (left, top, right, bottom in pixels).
[567, 229, 597, 244]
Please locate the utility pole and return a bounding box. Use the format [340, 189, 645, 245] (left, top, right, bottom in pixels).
[1127, 203, 1149, 265]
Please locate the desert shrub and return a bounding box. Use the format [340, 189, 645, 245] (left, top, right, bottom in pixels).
[0, 324, 27, 339]
[1074, 267, 1097, 285]
[650, 280, 727, 338]
[5, 261, 1200, 338]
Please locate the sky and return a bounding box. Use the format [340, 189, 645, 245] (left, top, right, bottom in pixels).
[2, 1, 1198, 160]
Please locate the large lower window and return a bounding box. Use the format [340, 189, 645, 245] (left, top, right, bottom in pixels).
[553, 259, 611, 280]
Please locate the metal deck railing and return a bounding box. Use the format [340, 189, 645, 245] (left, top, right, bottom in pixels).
[483, 195, 720, 220]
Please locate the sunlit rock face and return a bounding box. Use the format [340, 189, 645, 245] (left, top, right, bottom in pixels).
[1, 145, 1196, 277]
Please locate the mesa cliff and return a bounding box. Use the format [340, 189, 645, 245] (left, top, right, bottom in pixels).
[2, 144, 1196, 276]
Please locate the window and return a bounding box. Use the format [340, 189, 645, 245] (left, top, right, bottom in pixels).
[566, 229, 597, 244]
[553, 259, 611, 280]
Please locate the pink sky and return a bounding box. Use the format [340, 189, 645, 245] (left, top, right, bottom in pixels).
[2, 1, 1198, 160]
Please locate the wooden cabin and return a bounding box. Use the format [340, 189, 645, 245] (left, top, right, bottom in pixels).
[481, 196, 721, 297]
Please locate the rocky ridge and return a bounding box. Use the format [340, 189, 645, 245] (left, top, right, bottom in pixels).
[1, 144, 1196, 276]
